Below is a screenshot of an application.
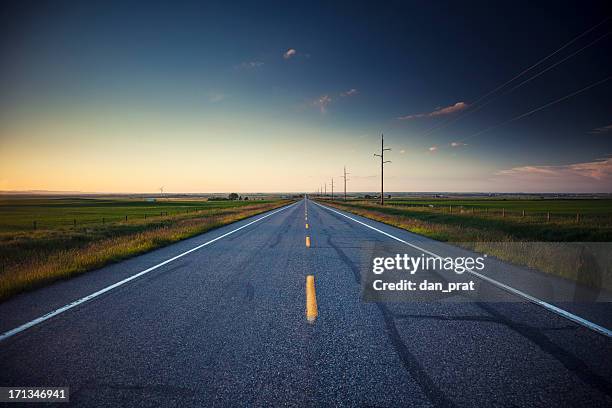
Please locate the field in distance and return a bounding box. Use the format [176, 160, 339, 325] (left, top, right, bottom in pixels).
[385, 197, 612, 216]
[0, 196, 279, 232]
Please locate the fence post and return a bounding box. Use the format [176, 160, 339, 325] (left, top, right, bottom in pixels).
[102, 217, 105, 224]
[125, 215, 128, 222]
[576, 213, 580, 223]
[547, 212, 550, 222]
[73, 219, 76, 227]
[33, 220, 37, 230]
[522, 210, 525, 217]
[502, 208, 505, 217]
[145, 214, 147, 219]
[449, 205, 452, 213]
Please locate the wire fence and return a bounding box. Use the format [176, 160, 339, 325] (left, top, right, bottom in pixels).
[344, 200, 612, 225]
[4, 208, 213, 231]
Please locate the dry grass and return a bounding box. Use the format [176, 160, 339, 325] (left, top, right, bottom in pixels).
[0, 201, 291, 301]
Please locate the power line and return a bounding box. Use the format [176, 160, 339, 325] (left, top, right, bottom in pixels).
[459, 75, 612, 143]
[419, 17, 611, 138]
[430, 31, 611, 141]
[502, 31, 610, 97]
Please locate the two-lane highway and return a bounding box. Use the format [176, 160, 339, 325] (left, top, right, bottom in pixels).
[1, 198, 611, 406]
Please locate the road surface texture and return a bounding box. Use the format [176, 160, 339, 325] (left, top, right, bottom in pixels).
[1, 199, 611, 407]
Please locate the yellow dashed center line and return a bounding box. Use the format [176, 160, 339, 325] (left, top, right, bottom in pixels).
[305, 223, 309, 229]
[306, 236, 311, 247]
[306, 275, 318, 323]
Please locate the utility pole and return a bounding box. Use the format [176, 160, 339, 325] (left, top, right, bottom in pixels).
[373, 133, 391, 205]
[331, 177, 334, 200]
[342, 166, 350, 201]
[324, 183, 327, 196]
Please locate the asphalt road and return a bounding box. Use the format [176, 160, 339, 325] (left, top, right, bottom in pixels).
[0, 198, 611, 407]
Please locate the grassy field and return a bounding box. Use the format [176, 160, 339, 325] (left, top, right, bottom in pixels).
[0, 197, 274, 232]
[387, 197, 611, 213]
[0, 197, 291, 302]
[317, 199, 612, 290]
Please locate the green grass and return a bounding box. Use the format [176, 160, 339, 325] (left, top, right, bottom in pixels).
[0, 197, 272, 232]
[385, 198, 612, 216]
[0, 197, 291, 302]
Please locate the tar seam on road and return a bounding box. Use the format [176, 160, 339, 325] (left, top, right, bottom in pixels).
[306, 275, 318, 323]
[312, 201, 612, 338]
[0, 202, 298, 343]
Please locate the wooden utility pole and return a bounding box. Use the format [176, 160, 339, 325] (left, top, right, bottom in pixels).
[342, 166, 350, 201]
[331, 177, 334, 200]
[373, 133, 391, 205]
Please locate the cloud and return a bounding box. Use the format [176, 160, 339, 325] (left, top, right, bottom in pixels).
[590, 124, 612, 134]
[496, 157, 612, 181]
[400, 149, 406, 154]
[283, 48, 297, 59]
[313, 95, 332, 113]
[238, 60, 264, 69]
[341, 88, 358, 97]
[208, 93, 226, 103]
[428, 146, 438, 152]
[307, 88, 356, 114]
[451, 141, 467, 147]
[398, 101, 469, 120]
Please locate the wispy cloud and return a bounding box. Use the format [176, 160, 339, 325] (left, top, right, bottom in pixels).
[208, 93, 226, 103]
[428, 146, 438, 152]
[451, 141, 467, 148]
[398, 101, 469, 120]
[307, 88, 357, 114]
[341, 88, 358, 97]
[283, 48, 297, 59]
[237, 60, 264, 69]
[313, 95, 332, 113]
[590, 124, 612, 134]
[496, 157, 612, 181]
[399, 149, 406, 154]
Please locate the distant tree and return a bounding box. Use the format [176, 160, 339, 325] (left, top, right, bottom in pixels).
[364, 194, 373, 199]
[228, 193, 239, 200]
[244, 196, 249, 200]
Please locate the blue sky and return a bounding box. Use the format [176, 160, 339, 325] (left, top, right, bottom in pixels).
[1, 0, 611, 192]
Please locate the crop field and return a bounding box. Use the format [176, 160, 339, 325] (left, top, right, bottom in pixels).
[385, 198, 612, 217]
[0, 197, 272, 232]
[0, 197, 290, 301]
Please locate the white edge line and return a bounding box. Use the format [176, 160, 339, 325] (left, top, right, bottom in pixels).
[312, 201, 612, 338]
[0, 202, 297, 343]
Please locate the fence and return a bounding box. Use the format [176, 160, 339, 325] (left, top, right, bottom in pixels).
[19, 208, 208, 231]
[360, 201, 610, 225]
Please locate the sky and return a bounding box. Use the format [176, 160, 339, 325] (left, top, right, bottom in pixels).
[1, 0, 611, 193]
